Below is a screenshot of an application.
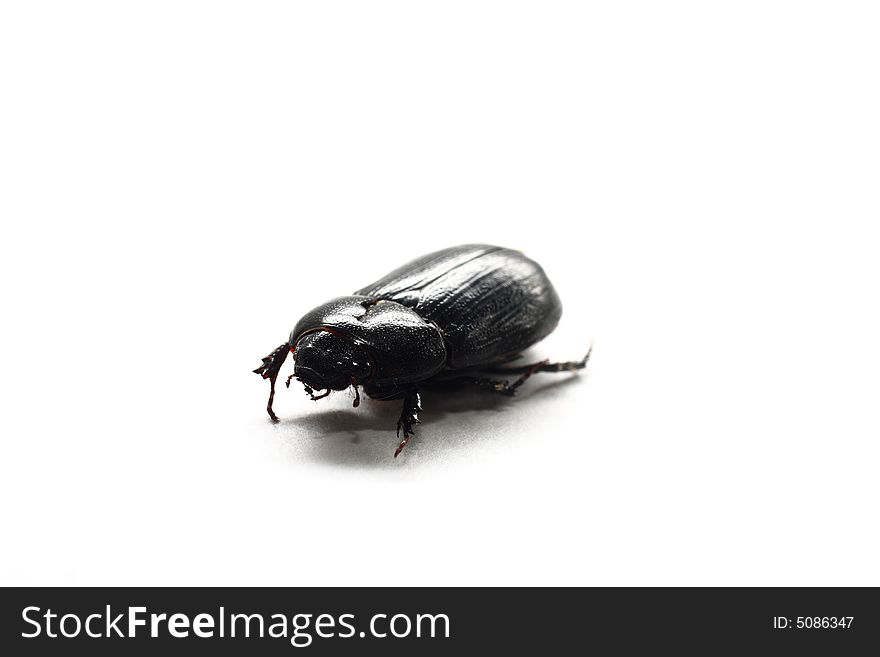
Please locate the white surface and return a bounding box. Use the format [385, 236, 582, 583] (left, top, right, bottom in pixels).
[1, 2, 879, 586]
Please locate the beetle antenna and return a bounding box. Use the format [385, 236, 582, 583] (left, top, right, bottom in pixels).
[253, 343, 291, 422]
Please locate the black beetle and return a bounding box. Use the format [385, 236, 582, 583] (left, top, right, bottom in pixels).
[255, 244, 590, 456]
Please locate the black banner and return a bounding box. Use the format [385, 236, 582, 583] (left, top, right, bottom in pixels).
[1, 587, 877, 654]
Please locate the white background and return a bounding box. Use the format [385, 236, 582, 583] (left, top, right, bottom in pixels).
[1, 2, 878, 586]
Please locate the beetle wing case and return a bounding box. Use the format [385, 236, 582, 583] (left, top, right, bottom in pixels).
[355, 244, 562, 369]
[289, 296, 447, 387]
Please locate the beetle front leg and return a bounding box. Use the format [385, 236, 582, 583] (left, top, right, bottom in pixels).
[253, 343, 292, 422]
[394, 389, 422, 457]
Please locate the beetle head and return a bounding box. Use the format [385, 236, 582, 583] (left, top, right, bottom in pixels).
[292, 331, 372, 392]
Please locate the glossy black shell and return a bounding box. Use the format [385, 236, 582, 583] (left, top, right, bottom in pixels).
[285, 244, 563, 394]
[290, 296, 447, 387]
[355, 244, 562, 370]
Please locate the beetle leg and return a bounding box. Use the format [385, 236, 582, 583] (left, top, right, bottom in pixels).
[467, 346, 593, 396]
[350, 378, 361, 408]
[455, 364, 546, 397]
[456, 376, 513, 393]
[303, 385, 332, 401]
[502, 359, 549, 395]
[485, 346, 593, 377]
[394, 389, 421, 457]
[253, 343, 291, 422]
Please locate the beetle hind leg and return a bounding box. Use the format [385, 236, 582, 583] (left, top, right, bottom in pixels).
[486, 345, 592, 376]
[394, 389, 422, 457]
[253, 343, 291, 422]
[471, 345, 593, 396]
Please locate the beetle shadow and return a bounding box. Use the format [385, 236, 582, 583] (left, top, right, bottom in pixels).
[273, 375, 586, 469]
